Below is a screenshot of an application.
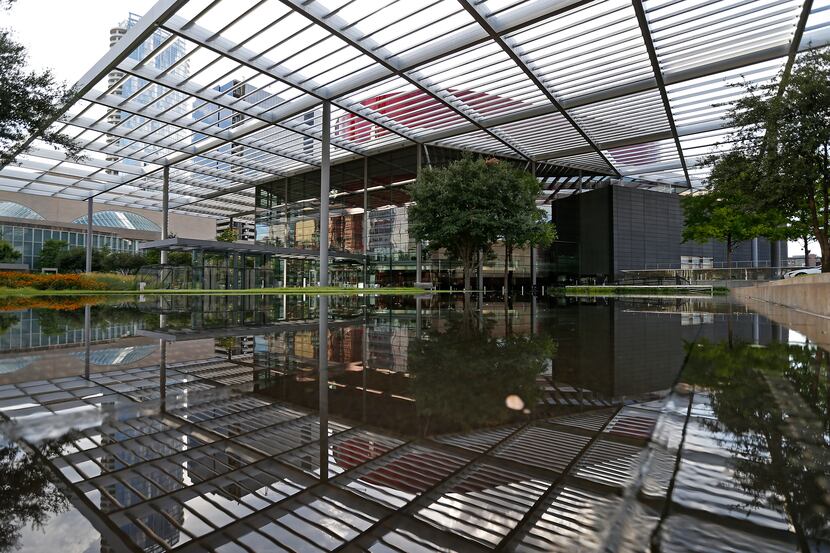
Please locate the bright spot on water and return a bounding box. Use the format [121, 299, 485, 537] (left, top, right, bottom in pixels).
[505, 395, 524, 410]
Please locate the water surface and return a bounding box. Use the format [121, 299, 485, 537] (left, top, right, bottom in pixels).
[0, 294, 827, 552]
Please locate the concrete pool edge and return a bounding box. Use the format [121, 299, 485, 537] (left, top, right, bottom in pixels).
[732, 273, 830, 319]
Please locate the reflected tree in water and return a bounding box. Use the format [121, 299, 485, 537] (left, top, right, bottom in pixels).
[683, 340, 830, 549]
[35, 302, 158, 336]
[409, 311, 555, 434]
[0, 313, 18, 334]
[0, 439, 69, 552]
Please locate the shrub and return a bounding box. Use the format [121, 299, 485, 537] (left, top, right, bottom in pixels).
[89, 273, 137, 290]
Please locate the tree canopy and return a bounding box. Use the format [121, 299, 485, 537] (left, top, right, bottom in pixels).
[216, 227, 238, 242]
[682, 153, 789, 270]
[408, 155, 554, 290]
[0, 239, 20, 263]
[0, 23, 79, 166]
[708, 48, 830, 271]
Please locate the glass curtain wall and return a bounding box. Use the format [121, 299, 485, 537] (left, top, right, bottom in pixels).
[0, 222, 139, 269]
[255, 146, 542, 289]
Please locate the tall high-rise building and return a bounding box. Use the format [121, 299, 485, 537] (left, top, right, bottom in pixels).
[106, 13, 189, 173]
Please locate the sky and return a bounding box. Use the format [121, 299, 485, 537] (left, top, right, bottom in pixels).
[0, 1, 813, 259]
[0, 1, 156, 86]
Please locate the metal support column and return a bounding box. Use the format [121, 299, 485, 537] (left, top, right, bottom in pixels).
[530, 247, 536, 294]
[751, 237, 759, 268]
[161, 165, 169, 265]
[85, 197, 93, 273]
[531, 162, 537, 294]
[83, 304, 91, 378]
[319, 102, 331, 287]
[318, 295, 329, 481]
[363, 156, 369, 287]
[159, 339, 167, 408]
[415, 145, 422, 285]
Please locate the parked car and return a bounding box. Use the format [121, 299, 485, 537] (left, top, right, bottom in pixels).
[782, 266, 822, 278]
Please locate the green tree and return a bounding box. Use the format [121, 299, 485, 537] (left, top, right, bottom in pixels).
[716, 48, 830, 271]
[409, 155, 523, 291]
[682, 158, 787, 275]
[492, 159, 556, 293]
[0, 239, 20, 263]
[409, 156, 500, 290]
[0, 22, 80, 166]
[53, 247, 103, 273]
[37, 239, 67, 269]
[0, 438, 71, 553]
[216, 227, 238, 242]
[101, 251, 148, 275]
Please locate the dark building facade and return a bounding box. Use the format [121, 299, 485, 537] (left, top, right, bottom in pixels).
[550, 186, 786, 280]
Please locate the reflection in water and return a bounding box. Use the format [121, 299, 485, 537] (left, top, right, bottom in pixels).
[0, 294, 826, 551]
[681, 340, 830, 550]
[0, 439, 69, 553]
[408, 310, 554, 434]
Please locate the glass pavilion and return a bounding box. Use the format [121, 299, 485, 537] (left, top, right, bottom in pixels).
[2, 0, 829, 284]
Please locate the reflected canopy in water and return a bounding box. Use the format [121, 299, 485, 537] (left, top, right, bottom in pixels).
[0, 294, 825, 552]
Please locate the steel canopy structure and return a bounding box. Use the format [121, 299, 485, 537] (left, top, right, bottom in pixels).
[2, 0, 830, 221]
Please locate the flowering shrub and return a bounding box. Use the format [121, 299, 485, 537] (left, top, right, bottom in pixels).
[0, 272, 110, 290]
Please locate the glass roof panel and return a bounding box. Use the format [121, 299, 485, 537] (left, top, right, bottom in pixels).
[412, 41, 550, 121]
[645, 0, 801, 74]
[74, 210, 161, 231]
[0, 201, 44, 220]
[430, 129, 520, 158]
[543, 151, 615, 174]
[802, 0, 830, 47]
[570, 89, 670, 145]
[491, 112, 587, 158]
[506, 0, 654, 102]
[8, 0, 830, 219]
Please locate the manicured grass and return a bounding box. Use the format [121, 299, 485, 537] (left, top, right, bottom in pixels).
[0, 286, 429, 297]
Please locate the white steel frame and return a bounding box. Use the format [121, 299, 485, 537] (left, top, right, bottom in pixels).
[2, 0, 828, 219]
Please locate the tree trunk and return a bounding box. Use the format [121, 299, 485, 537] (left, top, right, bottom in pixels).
[726, 235, 733, 281]
[820, 142, 829, 272]
[503, 242, 509, 298]
[463, 259, 471, 291]
[806, 189, 828, 272]
[804, 235, 810, 266]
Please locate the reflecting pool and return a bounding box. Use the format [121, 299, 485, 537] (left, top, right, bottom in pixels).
[0, 294, 827, 552]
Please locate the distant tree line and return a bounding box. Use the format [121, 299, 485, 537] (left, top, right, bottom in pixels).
[36, 239, 191, 274]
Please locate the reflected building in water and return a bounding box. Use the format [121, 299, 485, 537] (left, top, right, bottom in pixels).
[0, 294, 824, 553]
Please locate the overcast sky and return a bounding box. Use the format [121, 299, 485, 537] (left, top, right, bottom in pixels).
[0, 1, 156, 86]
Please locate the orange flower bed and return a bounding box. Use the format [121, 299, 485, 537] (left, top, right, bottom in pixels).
[0, 271, 107, 290]
[0, 296, 104, 311]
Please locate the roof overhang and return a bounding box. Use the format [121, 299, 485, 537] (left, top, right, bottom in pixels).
[3, 0, 828, 217]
